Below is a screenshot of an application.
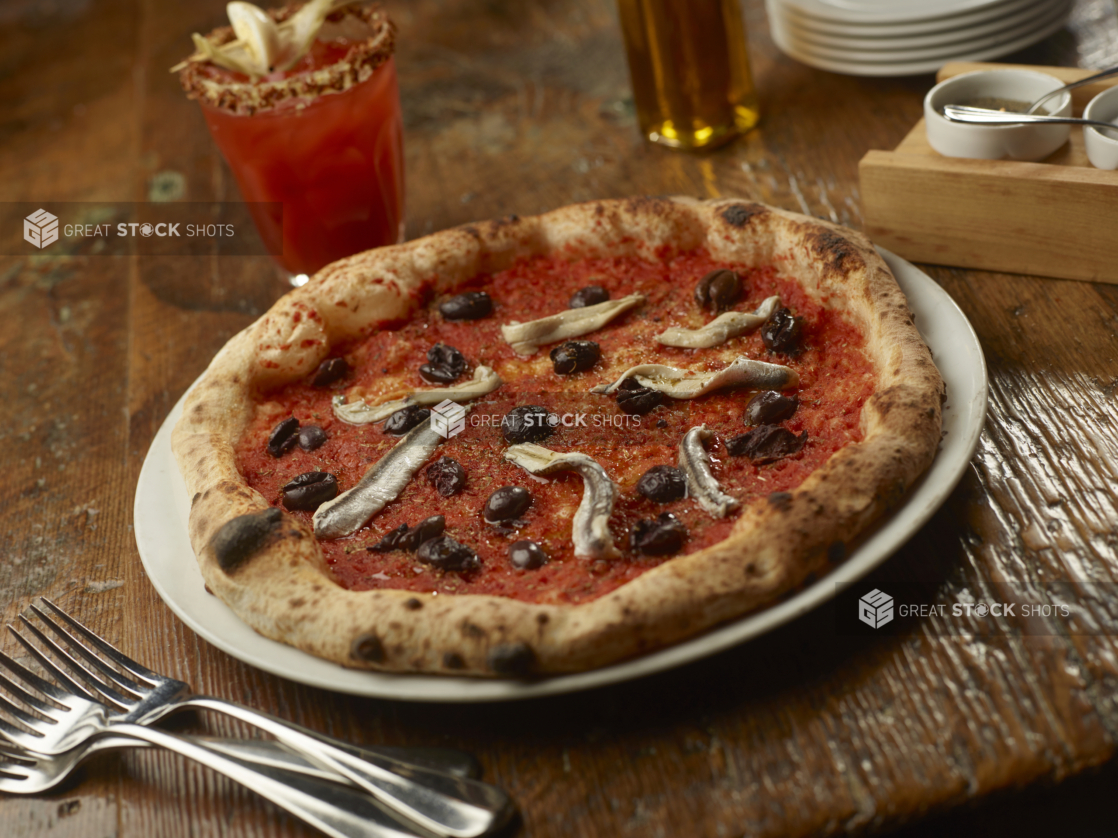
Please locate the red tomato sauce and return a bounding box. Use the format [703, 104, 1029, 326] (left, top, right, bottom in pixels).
[235, 250, 874, 604]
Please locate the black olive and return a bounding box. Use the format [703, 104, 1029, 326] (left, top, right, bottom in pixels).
[744, 391, 799, 425]
[726, 425, 808, 463]
[369, 523, 410, 552]
[281, 472, 338, 512]
[761, 307, 805, 354]
[636, 465, 687, 503]
[569, 285, 610, 308]
[369, 515, 446, 552]
[509, 540, 548, 570]
[417, 535, 480, 571]
[501, 405, 556, 444]
[312, 358, 349, 387]
[439, 291, 492, 321]
[267, 417, 300, 458]
[694, 269, 742, 313]
[484, 486, 532, 523]
[549, 340, 601, 375]
[630, 512, 687, 556]
[383, 405, 431, 435]
[426, 456, 467, 497]
[615, 378, 664, 416]
[419, 343, 467, 384]
[297, 425, 328, 451]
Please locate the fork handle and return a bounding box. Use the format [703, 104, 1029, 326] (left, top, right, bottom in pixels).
[184, 696, 515, 838]
[195, 737, 481, 781]
[101, 724, 422, 838]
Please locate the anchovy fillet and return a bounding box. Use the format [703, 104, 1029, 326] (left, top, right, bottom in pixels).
[656, 296, 781, 349]
[590, 356, 799, 399]
[332, 366, 502, 425]
[500, 293, 645, 356]
[313, 420, 444, 539]
[504, 443, 621, 559]
[679, 426, 740, 518]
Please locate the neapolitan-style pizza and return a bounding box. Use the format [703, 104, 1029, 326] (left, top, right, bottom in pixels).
[171, 197, 944, 677]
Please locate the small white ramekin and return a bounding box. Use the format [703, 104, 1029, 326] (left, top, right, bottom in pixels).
[924, 69, 1072, 161]
[1083, 86, 1118, 170]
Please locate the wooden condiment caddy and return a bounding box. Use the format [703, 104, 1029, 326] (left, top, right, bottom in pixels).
[859, 62, 1118, 284]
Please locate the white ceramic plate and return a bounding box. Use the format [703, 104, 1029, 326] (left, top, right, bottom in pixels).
[774, 0, 1059, 50]
[134, 249, 987, 702]
[769, 2, 1069, 76]
[781, 0, 1026, 25]
[770, 0, 1039, 38]
[770, 0, 1066, 63]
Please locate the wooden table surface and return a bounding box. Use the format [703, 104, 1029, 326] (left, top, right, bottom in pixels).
[3, 0, 1118, 835]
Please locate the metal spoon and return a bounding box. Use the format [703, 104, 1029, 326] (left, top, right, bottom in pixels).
[943, 105, 1118, 137]
[1026, 65, 1118, 114]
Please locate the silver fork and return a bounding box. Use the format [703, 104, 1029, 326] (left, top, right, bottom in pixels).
[5, 599, 515, 838]
[0, 733, 423, 838]
[0, 641, 475, 782]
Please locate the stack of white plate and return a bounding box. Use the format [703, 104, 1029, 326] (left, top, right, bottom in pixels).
[767, 0, 1073, 77]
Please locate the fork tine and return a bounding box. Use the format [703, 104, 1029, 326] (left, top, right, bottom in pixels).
[0, 743, 36, 767]
[0, 647, 71, 704]
[7, 624, 100, 705]
[0, 688, 50, 730]
[14, 618, 132, 712]
[27, 603, 145, 701]
[0, 651, 63, 715]
[39, 598, 160, 685]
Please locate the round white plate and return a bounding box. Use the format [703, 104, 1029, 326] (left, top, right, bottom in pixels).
[770, 0, 1039, 38]
[134, 249, 987, 703]
[769, 2, 1069, 76]
[771, 0, 1066, 64]
[782, 0, 1024, 25]
[774, 0, 1059, 50]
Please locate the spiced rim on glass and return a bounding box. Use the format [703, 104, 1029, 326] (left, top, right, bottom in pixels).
[176, 1, 405, 282]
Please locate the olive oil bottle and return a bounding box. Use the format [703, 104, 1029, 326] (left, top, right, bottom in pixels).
[617, 0, 760, 150]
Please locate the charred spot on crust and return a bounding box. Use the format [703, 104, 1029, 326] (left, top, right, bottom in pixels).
[767, 491, 793, 510]
[721, 203, 766, 228]
[443, 652, 465, 669]
[808, 229, 863, 274]
[488, 642, 536, 676]
[624, 195, 673, 218]
[210, 507, 283, 574]
[484, 214, 521, 235]
[404, 597, 423, 610]
[827, 541, 846, 562]
[352, 633, 386, 663]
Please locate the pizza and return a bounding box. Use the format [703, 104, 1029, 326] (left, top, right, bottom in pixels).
[171, 197, 944, 677]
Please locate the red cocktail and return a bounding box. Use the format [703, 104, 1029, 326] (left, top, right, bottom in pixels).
[178, 4, 404, 278]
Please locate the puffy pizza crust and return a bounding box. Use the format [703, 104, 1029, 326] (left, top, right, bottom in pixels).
[171, 198, 944, 677]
